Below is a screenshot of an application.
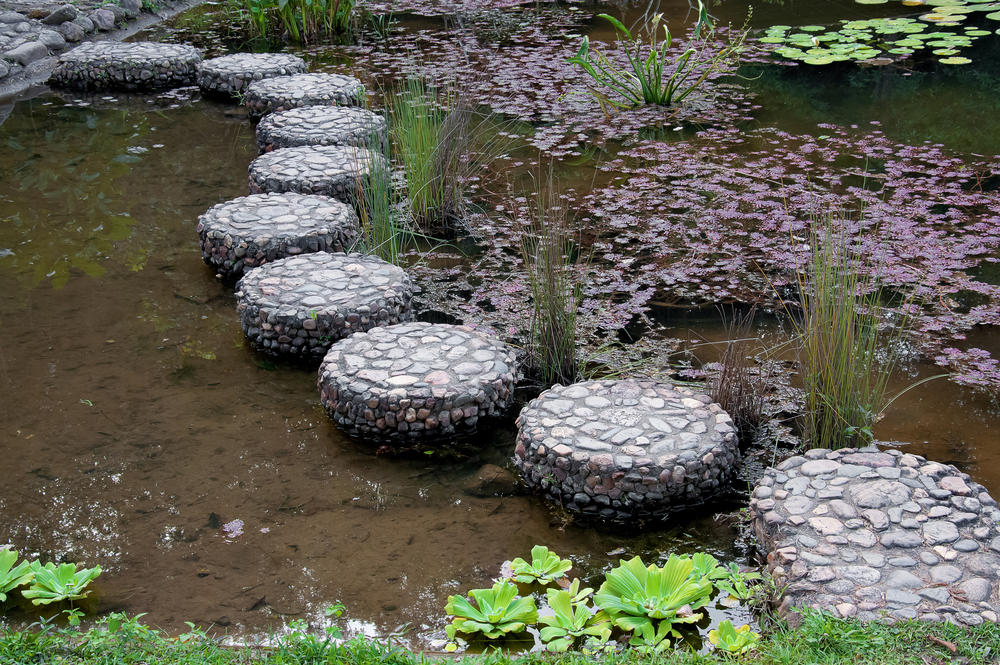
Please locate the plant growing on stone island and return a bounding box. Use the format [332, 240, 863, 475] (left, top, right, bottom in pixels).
[444, 581, 538, 639]
[518, 170, 585, 387]
[509, 545, 572, 585]
[593, 555, 714, 640]
[537, 579, 612, 652]
[568, 2, 749, 108]
[353, 134, 406, 266]
[708, 620, 760, 654]
[240, 0, 353, 43]
[21, 561, 101, 605]
[0, 549, 33, 603]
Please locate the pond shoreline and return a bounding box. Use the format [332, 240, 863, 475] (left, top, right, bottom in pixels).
[0, 0, 203, 104]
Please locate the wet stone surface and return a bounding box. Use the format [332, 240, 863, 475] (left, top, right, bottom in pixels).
[752, 446, 1000, 625]
[196, 52, 306, 99]
[318, 322, 517, 441]
[243, 72, 365, 118]
[256, 105, 387, 154]
[247, 144, 386, 203]
[197, 192, 360, 281]
[235, 252, 414, 359]
[48, 41, 201, 91]
[514, 380, 739, 522]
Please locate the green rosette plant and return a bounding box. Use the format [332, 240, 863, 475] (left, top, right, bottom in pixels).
[0, 549, 34, 603]
[444, 581, 538, 639]
[509, 545, 572, 585]
[21, 561, 101, 605]
[537, 579, 612, 652]
[708, 620, 761, 654]
[593, 555, 714, 637]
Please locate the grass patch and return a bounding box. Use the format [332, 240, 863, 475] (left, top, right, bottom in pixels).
[1, 611, 999, 664]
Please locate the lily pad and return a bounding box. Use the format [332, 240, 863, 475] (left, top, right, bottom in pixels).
[939, 55, 972, 62]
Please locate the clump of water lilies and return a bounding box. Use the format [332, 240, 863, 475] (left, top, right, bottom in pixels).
[760, 2, 1000, 66]
[443, 546, 765, 654]
[0, 548, 102, 611]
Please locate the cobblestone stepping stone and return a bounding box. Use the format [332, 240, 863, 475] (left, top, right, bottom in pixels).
[514, 380, 739, 522]
[235, 253, 414, 359]
[197, 192, 359, 280]
[751, 446, 1000, 625]
[243, 73, 365, 118]
[256, 105, 387, 154]
[48, 41, 202, 91]
[248, 145, 385, 203]
[196, 52, 307, 99]
[318, 322, 516, 441]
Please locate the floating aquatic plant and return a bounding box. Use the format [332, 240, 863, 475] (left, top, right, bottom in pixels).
[0, 550, 33, 603]
[508, 545, 573, 585]
[21, 561, 101, 605]
[444, 581, 538, 639]
[708, 620, 761, 654]
[760, 6, 999, 65]
[536, 579, 612, 652]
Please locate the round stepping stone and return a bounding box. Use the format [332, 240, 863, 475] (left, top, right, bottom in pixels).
[256, 106, 387, 154]
[235, 253, 414, 359]
[197, 193, 360, 280]
[751, 447, 1000, 625]
[248, 145, 386, 202]
[514, 380, 739, 522]
[196, 52, 307, 99]
[243, 73, 365, 118]
[318, 322, 517, 441]
[48, 41, 202, 91]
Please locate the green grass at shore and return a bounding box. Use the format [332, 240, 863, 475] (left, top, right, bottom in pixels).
[1, 611, 999, 665]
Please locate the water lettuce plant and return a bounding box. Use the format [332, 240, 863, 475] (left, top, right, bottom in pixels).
[708, 620, 761, 654]
[509, 545, 572, 585]
[21, 561, 102, 606]
[537, 579, 611, 652]
[714, 563, 763, 602]
[593, 555, 714, 637]
[568, 2, 748, 108]
[0, 549, 33, 603]
[444, 581, 538, 639]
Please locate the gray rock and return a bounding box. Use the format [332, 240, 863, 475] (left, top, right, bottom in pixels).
[923, 521, 960, 545]
[119, 0, 142, 18]
[71, 15, 95, 32]
[56, 21, 84, 42]
[89, 9, 116, 31]
[37, 29, 65, 50]
[885, 569, 923, 589]
[0, 11, 24, 23]
[958, 578, 992, 603]
[463, 464, 523, 497]
[930, 565, 963, 583]
[882, 530, 923, 548]
[4, 41, 47, 65]
[41, 4, 78, 24]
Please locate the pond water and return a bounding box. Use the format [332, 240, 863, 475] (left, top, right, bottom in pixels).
[1, 0, 999, 647]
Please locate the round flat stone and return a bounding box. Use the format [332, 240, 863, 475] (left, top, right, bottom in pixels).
[197, 192, 359, 280]
[197, 52, 307, 98]
[752, 446, 1000, 625]
[248, 145, 386, 203]
[49, 41, 202, 91]
[256, 105, 387, 154]
[243, 72, 365, 118]
[235, 252, 414, 359]
[513, 379, 739, 522]
[318, 322, 517, 441]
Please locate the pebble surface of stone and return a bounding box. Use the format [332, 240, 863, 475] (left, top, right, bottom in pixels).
[197, 192, 360, 280]
[256, 105, 387, 153]
[247, 145, 385, 203]
[243, 72, 364, 118]
[514, 380, 739, 522]
[235, 252, 414, 359]
[48, 41, 202, 91]
[752, 446, 1000, 625]
[196, 52, 307, 98]
[318, 322, 517, 441]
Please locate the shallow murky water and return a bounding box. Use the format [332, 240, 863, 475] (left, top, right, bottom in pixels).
[1, 0, 998, 646]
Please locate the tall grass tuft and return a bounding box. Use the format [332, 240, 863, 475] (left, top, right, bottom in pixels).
[390, 77, 508, 236]
[708, 307, 771, 446]
[241, 0, 353, 44]
[519, 173, 583, 387]
[794, 217, 930, 449]
[352, 125, 407, 266]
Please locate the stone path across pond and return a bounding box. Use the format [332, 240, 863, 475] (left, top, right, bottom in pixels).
[751, 446, 1000, 625]
[197, 52, 307, 99]
[248, 144, 386, 202]
[256, 105, 387, 153]
[48, 40, 201, 91]
[243, 72, 365, 118]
